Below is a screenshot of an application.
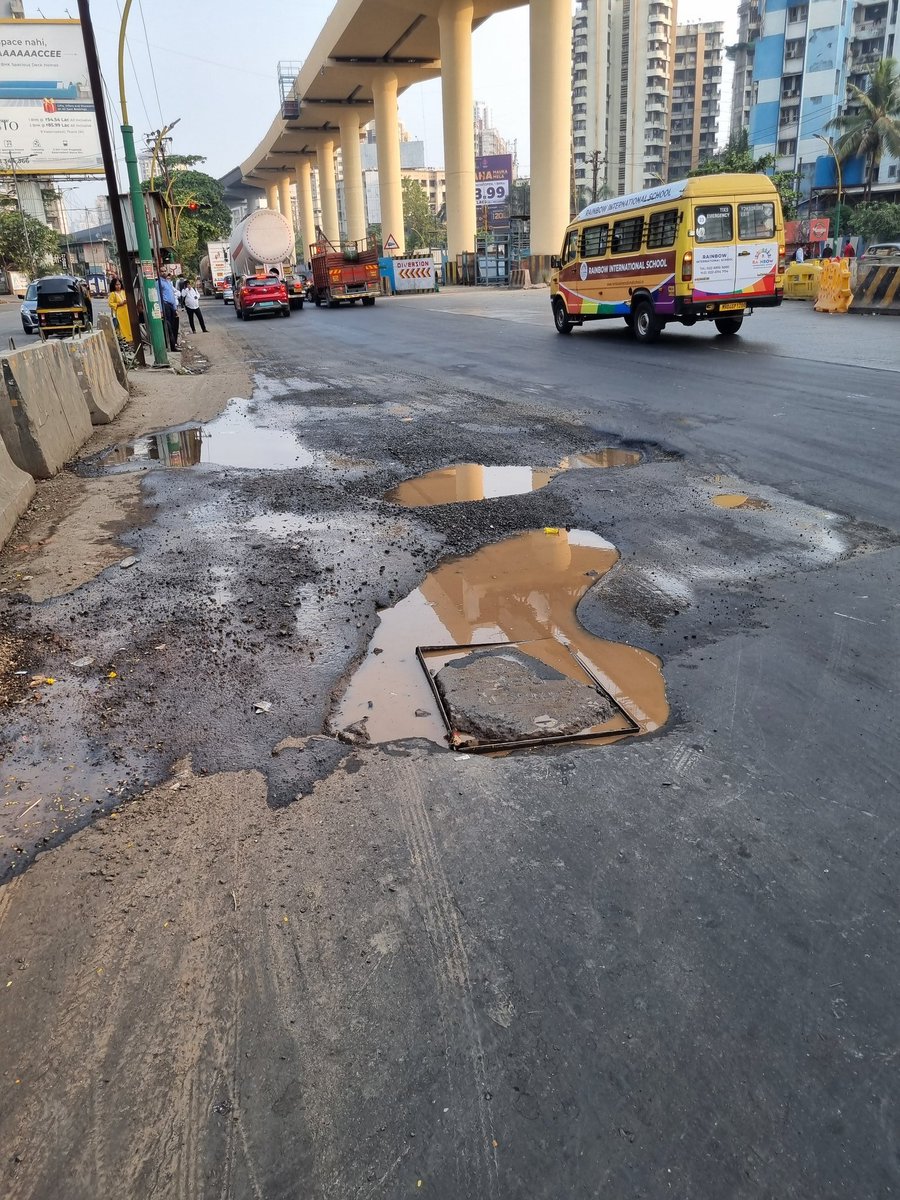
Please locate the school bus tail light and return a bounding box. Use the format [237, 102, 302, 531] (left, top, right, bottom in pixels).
[681, 252, 693, 282]
[778, 245, 786, 272]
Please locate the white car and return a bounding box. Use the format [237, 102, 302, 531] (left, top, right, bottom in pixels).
[223, 281, 234, 305]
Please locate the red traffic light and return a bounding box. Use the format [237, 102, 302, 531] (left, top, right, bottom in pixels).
[187, 201, 199, 212]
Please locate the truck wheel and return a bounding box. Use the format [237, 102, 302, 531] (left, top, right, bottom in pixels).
[314, 293, 322, 307]
[362, 296, 376, 307]
[327, 300, 340, 308]
[631, 298, 662, 343]
[714, 316, 743, 336]
[297, 300, 303, 311]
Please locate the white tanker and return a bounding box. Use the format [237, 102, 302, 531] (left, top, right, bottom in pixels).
[228, 209, 294, 280]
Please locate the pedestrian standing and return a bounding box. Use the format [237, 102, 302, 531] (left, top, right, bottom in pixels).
[158, 275, 180, 349]
[842, 239, 856, 258]
[794, 245, 805, 264]
[181, 279, 207, 333]
[108, 276, 133, 344]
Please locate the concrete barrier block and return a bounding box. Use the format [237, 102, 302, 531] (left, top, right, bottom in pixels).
[0, 432, 34, 550]
[0, 339, 92, 478]
[97, 313, 129, 389]
[66, 330, 128, 424]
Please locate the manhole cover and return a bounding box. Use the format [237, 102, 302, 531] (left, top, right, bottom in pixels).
[418, 640, 639, 752]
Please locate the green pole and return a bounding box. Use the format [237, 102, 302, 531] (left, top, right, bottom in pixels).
[121, 123, 168, 366]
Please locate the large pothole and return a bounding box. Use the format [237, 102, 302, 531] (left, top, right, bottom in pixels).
[385, 450, 641, 507]
[331, 528, 668, 751]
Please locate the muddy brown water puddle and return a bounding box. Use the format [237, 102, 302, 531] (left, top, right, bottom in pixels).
[712, 493, 770, 510]
[333, 529, 668, 750]
[95, 400, 314, 472]
[386, 450, 641, 507]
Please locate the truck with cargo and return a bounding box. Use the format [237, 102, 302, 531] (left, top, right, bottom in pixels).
[309, 235, 379, 307]
[228, 209, 305, 308]
[228, 209, 295, 320]
[200, 240, 230, 297]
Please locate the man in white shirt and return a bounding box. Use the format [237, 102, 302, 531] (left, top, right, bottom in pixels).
[180, 280, 208, 333]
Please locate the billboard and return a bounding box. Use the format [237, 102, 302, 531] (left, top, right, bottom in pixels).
[0, 19, 103, 176]
[475, 154, 512, 208]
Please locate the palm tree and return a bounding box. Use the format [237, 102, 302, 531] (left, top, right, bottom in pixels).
[829, 58, 900, 200]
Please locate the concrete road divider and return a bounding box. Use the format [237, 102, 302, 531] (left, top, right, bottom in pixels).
[0, 339, 92, 478]
[509, 268, 532, 289]
[97, 313, 129, 390]
[849, 261, 900, 316]
[66, 330, 128, 424]
[0, 433, 35, 550]
[814, 258, 853, 313]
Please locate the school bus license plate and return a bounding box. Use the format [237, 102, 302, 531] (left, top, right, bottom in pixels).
[719, 302, 746, 312]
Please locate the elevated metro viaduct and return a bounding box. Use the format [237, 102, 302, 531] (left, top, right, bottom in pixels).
[236, 0, 571, 276]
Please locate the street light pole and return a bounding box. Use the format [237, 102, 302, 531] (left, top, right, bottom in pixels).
[76, 0, 143, 354]
[114, 0, 168, 365]
[815, 133, 843, 247]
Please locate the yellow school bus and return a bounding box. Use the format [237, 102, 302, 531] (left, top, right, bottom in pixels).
[550, 173, 784, 342]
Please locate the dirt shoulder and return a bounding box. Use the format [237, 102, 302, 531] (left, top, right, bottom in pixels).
[0, 328, 250, 607]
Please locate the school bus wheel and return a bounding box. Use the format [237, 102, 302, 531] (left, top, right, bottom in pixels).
[552, 298, 574, 335]
[631, 297, 662, 343]
[714, 315, 744, 337]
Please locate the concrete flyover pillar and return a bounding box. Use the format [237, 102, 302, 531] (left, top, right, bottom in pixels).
[439, 0, 475, 276]
[339, 109, 367, 244]
[529, 0, 571, 274]
[265, 182, 279, 211]
[371, 70, 405, 256]
[278, 174, 293, 226]
[317, 139, 340, 245]
[295, 158, 316, 262]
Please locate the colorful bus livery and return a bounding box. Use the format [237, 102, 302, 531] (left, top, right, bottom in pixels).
[550, 174, 784, 343]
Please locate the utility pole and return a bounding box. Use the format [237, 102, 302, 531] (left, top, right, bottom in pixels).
[76, 0, 143, 356]
[6, 152, 36, 276]
[588, 151, 606, 205]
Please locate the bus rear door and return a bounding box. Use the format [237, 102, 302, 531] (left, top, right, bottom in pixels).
[692, 202, 737, 300]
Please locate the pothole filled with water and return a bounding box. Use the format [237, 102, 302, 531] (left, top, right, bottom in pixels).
[385, 450, 641, 507]
[712, 493, 770, 510]
[332, 528, 668, 751]
[91, 400, 314, 472]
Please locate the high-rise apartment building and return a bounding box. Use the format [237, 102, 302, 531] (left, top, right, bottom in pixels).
[668, 21, 724, 180]
[748, 1, 899, 198]
[571, 0, 676, 199]
[729, 1, 762, 140]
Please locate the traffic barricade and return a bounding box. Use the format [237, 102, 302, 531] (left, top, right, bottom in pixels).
[814, 258, 853, 313]
[848, 260, 900, 316]
[783, 260, 822, 300]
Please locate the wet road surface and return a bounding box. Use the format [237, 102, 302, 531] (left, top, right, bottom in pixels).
[1, 293, 898, 1199]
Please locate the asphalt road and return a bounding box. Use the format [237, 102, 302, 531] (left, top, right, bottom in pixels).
[1, 290, 898, 1198]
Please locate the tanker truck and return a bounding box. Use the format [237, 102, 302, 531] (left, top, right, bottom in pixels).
[228, 209, 301, 319]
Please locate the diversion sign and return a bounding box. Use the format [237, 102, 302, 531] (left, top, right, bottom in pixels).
[0, 19, 103, 176]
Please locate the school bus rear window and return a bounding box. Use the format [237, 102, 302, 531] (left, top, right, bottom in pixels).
[695, 205, 733, 242]
[647, 208, 678, 249]
[612, 217, 643, 254]
[738, 202, 776, 240]
[582, 224, 608, 258]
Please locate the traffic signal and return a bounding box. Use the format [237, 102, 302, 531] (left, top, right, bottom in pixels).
[187, 201, 199, 213]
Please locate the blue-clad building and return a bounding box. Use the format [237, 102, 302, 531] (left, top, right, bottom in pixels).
[747, 1, 898, 205]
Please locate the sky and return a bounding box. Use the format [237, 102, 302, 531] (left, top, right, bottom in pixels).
[25, 0, 737, 228]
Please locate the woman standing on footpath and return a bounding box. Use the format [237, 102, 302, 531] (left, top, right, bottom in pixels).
[107, 277, 132, 343]
[180, 279, 208, 333]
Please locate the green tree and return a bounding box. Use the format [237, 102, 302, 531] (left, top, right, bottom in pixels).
[690, 130, 801, 219]
[401, 177, 445, 251]
[143, 157, 231, 274]
[829, 58, 900, 200]
[844, 200, 900, 244]
[0, 210, 60, 273]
